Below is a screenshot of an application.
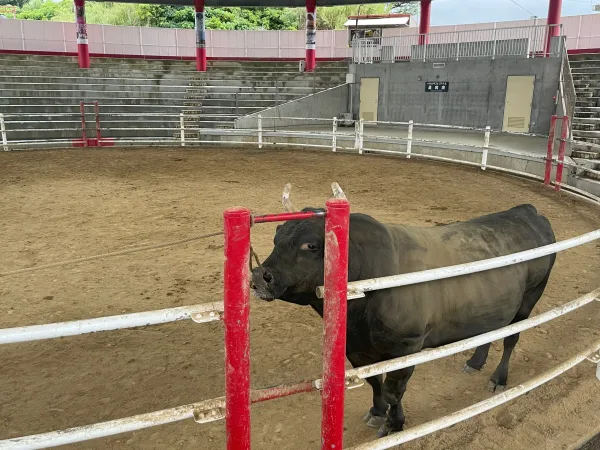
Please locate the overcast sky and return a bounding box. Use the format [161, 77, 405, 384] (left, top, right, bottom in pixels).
[430, 0, 598, 25]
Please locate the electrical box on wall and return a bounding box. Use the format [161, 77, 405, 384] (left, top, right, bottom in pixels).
[346, 73, 355, 84]
[339, 113, 354, 127]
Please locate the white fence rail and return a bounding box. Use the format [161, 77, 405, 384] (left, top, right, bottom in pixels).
[352, 24, 562, 63]
[0, 301, 224, 345]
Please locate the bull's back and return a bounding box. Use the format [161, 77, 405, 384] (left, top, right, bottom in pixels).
[384, 205, 556, 346]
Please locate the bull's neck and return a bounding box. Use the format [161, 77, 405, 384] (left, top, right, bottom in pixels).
[308, 299, 324, 318]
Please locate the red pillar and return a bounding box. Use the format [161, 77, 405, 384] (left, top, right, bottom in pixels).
[321, 198, 350, 450]
[223, 208, 251, 450]
[305, 0, 316, 72]
[195, 0, 207, 71]
[545, 0, 562, 56]
[419, 0, 432, 46]
[74, 0, 89, 69]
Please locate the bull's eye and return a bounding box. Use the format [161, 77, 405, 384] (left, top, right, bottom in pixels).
[300, 243, 319, 251]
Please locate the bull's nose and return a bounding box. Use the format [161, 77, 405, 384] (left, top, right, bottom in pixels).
[251, 268, 273, 287]
[262, 270, 273, 283]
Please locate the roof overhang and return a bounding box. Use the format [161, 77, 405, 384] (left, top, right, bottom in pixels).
[343, 16, 410, 28]
[90, 0, 396, 6]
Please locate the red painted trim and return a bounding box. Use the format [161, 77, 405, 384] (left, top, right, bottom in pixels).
[72, 138, 114, 147]
[419, 0, 432, 46]
[223, 208, 251, 450]
[555, 115, 569, 192]
[545, 115, 557, 186]
[321, 198, 350, 450]
[567, 48, 600, 55]
[0, 49, 346, 62]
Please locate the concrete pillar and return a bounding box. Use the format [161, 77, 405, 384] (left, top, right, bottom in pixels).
[545, 0, 562, 56]
[305, 0, 316, 72]
[195, 0, 206, 72]
[74, 0, 89, 69]
[419, 0, 432, 46]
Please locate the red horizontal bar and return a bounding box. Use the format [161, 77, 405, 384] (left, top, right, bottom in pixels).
[251, 380, 317, 404]
[253, 211, 325, 224]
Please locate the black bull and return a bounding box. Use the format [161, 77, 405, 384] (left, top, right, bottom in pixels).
[251, 204, 556, 437]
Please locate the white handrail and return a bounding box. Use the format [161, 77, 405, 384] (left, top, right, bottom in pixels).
[347, 339, 600, 450]
[0, 397, 225, 450]
[341, 289, 599, 381]
[3, 289, 597, 450]
[316, 230, 600, 299]
[0, 301, 223, 345]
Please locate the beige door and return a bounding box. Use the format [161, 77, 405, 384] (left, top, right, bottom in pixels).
[359, 77, 380, 122]
[502, 75, 535, 132]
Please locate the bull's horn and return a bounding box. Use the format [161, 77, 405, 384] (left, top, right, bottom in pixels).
[331, 182, 347, 200]
[282, 183, 297, 212]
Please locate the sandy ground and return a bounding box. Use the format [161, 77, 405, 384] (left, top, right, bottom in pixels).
[0, 147, 599, 450]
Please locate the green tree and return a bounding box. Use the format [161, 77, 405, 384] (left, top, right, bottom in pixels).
[391, 1, 420, 15]
[137, 5, 298, 30]
[0, 0, 26, 9]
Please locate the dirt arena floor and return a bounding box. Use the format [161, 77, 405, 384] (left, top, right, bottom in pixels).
[1, 147, 599, 450]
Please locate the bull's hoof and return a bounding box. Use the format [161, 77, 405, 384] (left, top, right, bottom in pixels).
[376, 423, 402, 438]
[488, 380, 507, 393]
[363, 412, 386, 429]
[462, 364, 481, 374]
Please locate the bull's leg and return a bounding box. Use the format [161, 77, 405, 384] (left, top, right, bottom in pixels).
[488, 333, 519, 392]
[378, 366, 415, 437]
[463, 343, 491, 373]
[489, 275, 551, 392]
[362, 375, 388, 428]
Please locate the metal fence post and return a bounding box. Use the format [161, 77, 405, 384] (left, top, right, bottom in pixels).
[555, 116, 569, 191]
[359, 118, 364, 154]
[406, 120, 413, 159]
[79, 101, 87, 148]
[258, 115, 263, 149]
[332, 117, 337, 152]
[481, 126, 490, 170]
[94, 101, 101, 145]
[0, 113, 8, 151]
[545, 115, 558, 185]
[354, 119, 360, 151]
[180, 113, 186, 147]
[321, 198, 350, 450]
[223, 208, 251, 450]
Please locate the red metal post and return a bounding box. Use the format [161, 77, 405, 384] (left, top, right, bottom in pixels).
[223, 208, 251, 450]
[195, 0, 207, 72]
[74, 0, 90, 69]
[94, 101, 101, 144]
[555, 116, 569, 191]
[545, 114, 558, 185]
[545, 0, 562, 56]
[79, 101, 88, 147]
[321, 198, 350, 450]
[305, 0, 316, 72]
[419, 0, 432, 46]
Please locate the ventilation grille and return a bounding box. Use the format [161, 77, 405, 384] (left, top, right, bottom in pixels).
[507, 116, 526, 129]
[362, 111, 375, 121]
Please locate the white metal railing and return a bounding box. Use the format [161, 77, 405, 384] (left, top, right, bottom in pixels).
[353, 24, 563, 63]
[0, 133, 598, 447]
[1, 114, 598, 204]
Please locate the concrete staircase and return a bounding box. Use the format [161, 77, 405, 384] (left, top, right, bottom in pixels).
[178, 60, 347, 139]
[568, 53, 600, 190]
[0, 54, 347, 144]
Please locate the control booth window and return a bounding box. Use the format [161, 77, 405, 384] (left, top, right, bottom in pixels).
[349, 28, 382, 46]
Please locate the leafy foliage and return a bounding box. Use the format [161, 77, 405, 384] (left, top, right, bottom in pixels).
[13, 1, 418, 30]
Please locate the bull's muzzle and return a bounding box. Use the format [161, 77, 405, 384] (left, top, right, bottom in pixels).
[250, 267, 276, 301]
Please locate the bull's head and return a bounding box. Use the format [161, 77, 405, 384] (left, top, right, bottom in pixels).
[251, 183, 347, 307]
[250, 207, 326, 305]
